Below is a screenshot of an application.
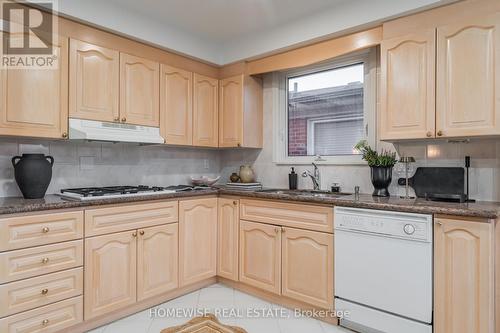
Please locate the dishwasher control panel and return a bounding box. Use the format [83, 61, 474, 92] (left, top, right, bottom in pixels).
[334, 207, 432, 242]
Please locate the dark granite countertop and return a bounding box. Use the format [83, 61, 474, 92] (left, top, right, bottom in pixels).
[0, 187, 498, 219]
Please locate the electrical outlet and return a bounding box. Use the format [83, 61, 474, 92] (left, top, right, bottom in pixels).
[203, 159, 209, 170]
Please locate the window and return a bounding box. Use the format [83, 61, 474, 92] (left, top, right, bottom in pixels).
[273, 49, 376, 165]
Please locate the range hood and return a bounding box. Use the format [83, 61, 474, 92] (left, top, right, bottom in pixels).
[69, 118, 164, 144]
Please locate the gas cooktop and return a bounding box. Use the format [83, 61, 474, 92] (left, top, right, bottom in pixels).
[58, 185, 209, 201]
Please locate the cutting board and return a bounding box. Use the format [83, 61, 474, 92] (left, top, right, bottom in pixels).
[397, 167, 464, 198]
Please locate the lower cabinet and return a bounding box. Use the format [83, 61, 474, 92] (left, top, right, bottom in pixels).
[84, 223, 178, 319]
[239, 220, 282, 294]
[217, 197, 239, 281]
[179, 198, 217, 286]
[434, 217, 494, 333]
[282, 227, 333, 309]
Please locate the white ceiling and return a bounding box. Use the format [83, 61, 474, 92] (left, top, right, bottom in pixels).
[57, 0, 451, 65]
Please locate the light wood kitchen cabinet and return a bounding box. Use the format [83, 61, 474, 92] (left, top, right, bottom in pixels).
[137, 223, 178, 301]
[239, 220, 281, 294]
[380, 30, 436, 140]
[120, 53, 160, 127]
[84, 231, 137, 319]
[281, 227, 333, 309]
[436, 14, 500, 138]
[193, 73, 218, 147]
[69, 39, 119, 122]
[0, 35, 68, 139]
[219, 75, 263, 148]
[217, 198, 239, 281]
[434, 217, 494, 333]
[160, 65, 193, 145]
[179, 198, 217, 286]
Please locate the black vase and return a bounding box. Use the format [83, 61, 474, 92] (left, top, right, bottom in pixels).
[12, 154, 54, 199]
[370, 166, 393, 197]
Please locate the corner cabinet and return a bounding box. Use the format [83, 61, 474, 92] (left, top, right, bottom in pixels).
[160, 65, 193, 145]
[434, 217, 494, 333]
[69, 39, 120, 123]
[436, 14, 500, 137]
[217, 198, 239, 281]
[179, 198, 217, 286]
[193, 73, 218, 147]
[120, 53, 160, 127]
[0, 36, 68, 139]
[219, 75, 263, 148]
[380, 30, 436, 140]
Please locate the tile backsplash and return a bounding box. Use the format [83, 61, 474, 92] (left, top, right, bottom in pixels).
[1, 139, 221, 197]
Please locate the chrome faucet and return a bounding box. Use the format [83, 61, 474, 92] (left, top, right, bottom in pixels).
[302, 162, 321, 191]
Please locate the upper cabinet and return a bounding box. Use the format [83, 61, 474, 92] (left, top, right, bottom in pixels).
[0, 36, 68, 139]
[380, 13, 500, 140]
[193, 73, 218, 147]
[219, 75, 263, 148]
[160, 65, 193, 145]
[120, 53, 160, 127]
[380, 31, 436, 140]
[436, 14, 500, 137]
[69, 39, 119, 123]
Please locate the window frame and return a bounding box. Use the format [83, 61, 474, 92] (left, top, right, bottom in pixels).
[272, 48, 377, 165]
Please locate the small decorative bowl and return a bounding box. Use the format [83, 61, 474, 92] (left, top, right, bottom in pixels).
[190, 176, 220, 186]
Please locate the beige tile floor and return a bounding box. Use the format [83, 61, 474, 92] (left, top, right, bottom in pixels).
[86, 283, 351, 333]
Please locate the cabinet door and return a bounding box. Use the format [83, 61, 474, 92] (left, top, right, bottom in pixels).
[84, 231, 137, 319]
[219, 75, 243, 147]
[239, 220, 281, 294]
[160, 65, 192, 145]
[137, 223, 178, 301]
[380, 30, 436, 140]
[120, 53, 160, 127]
[179, 198, 217, 286]
[69, 39, 119, 122]
[217, 198, 239, 281]
[434, 218, 494, 333]
[436, 14, 500, 137]
[193, 73, 218, 147]
[0, 36, 68, 139]
[281, 227, 333, 309]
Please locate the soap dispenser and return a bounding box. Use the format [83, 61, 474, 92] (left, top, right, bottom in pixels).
[289, 167, 297, 190]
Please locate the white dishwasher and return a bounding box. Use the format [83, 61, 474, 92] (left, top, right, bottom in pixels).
[334, 207, 433, 333]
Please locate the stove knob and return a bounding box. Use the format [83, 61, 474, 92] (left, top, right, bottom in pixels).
[404, 224, 416, 235]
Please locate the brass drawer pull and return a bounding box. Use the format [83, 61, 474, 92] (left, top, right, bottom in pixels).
[121, 117, 127, 122]
[233, 200, 238, 205]
[41, 288, 49, 295]
[41, 257, 50, 264]
[42, 227, 50, 233]
[132, 232, 137, 237]
[42, 319, 49, 326]
[139, 230, 145, 236]
[62, 132, 68, 139]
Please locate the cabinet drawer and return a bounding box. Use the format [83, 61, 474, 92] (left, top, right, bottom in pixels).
[240, 199, 333, 233]
[0, 268, 83, 317]
[85, 201, 178, 236]
[0, 211, 83, 251]
[0, 240, 83, 284]
[0, 296, 82, 333]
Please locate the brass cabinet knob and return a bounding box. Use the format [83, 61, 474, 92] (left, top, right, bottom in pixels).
[41, 257, 50, 264]
[42, 227, 50, 233]
[132, 232, 137, 237]
[426, 131, 432, 138]
[437, 130, 443, 137]
[62, 132, 68, 139]
[114, 116, 120, 122]
[233, 200, 238, 205]
[139, 230, 145, 236]
[41, 288, 49, 295]
[121, 117, 127, 122]
[42, 319, 49, 326]
[237, 143, 241, 147]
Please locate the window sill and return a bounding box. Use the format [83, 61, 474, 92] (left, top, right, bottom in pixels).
[273, 155, 367, 166]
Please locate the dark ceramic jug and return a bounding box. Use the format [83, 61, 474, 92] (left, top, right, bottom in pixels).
[370, 166, 393, 197]
[12, 154, 54, 199]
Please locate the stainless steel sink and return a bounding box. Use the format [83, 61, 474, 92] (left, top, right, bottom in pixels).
[257, 189, 352, 198]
